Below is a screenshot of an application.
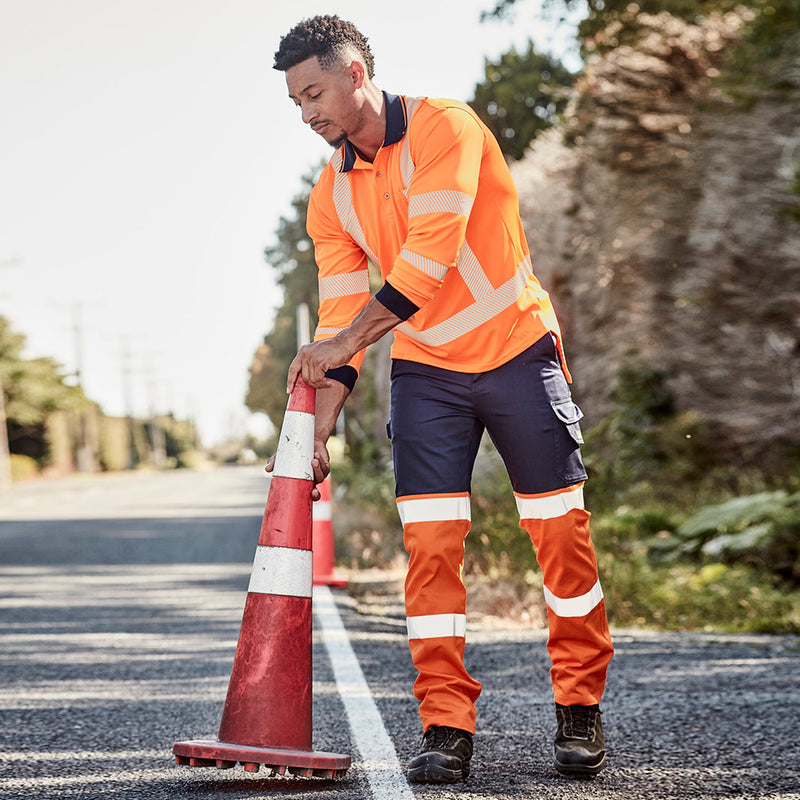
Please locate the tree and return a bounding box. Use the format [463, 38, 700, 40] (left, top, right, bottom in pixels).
[469, 41, 574, 160]
[246, 168, 323, 432]
[0, 315, 89, 464]
[482, 0, 800, 52]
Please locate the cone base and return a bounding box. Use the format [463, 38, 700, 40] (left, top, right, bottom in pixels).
[174, 739, 350, 778]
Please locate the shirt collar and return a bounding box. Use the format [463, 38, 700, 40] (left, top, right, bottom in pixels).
[340, 91, 406, 173]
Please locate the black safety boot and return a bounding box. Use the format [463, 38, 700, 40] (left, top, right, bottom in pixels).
[554, 703, 606, 777]
[407, 725, 473, 783]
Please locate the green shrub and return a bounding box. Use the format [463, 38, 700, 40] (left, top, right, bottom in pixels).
[667, 491, 800, 587]
[9, 453, 38, 481]
[598, 544, 799, 633]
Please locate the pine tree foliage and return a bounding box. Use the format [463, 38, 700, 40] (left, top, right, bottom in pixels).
[469, 41, 574, 160]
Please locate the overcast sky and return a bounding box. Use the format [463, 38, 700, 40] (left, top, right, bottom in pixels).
[0, 0, 582, 445]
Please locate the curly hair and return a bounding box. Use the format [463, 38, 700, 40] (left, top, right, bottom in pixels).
[273, 15, 375, 79]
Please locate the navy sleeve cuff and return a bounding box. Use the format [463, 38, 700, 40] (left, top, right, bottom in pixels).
[375, 282, 420, 321]
[325, 365, 358, 391]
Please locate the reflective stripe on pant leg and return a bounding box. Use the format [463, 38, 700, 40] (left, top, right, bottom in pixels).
[400, 492, 482, 733]
[516, 483, 614, 706]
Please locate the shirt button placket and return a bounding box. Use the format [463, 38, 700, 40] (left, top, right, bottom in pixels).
[376, 169, 390, 200]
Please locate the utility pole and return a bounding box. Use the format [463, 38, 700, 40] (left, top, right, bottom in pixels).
[296, 302, 311, 349]
[296, 303, 345, 439]
[121, 337, 137, 469]
[144, 355, 167, 469]
[71, 302, 94, 473]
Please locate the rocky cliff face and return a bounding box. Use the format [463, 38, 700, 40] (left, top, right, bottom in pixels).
[514, 11, 800, 465]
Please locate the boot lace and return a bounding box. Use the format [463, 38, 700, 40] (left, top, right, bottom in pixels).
[560, 705, 600, 740]
[422, 725, 463, 750]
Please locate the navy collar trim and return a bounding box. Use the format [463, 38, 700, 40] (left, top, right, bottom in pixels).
[340, 92, 406, 173]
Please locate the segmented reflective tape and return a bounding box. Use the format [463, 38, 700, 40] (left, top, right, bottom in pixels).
[396, 494, 471, 526]
[397, 257, 530, 347]
[408, 190, 473, 218]
[248, 545, 312, 598]
[543, 579, 604, 618]
[398, 248, 449, 281]
[318, 270, 370, 303]
[406, 612, 467, 640]
[331, 167, 381, 268]
[515, 485, 584, 520]
[272, 410, 315, 480]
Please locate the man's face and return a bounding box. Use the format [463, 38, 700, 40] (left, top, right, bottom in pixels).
[286, 56, 361, 149]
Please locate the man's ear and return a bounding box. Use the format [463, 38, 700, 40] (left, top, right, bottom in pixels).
[349, 59, 366, 89]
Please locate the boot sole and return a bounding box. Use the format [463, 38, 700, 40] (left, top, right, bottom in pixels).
[407, 755, 470, 784]
[554, 753, 605, 779]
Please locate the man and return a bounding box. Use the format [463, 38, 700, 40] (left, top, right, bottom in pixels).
[272, 15, 614, 784]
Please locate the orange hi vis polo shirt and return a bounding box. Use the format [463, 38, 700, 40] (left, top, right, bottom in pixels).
[307, 91, 570, 385]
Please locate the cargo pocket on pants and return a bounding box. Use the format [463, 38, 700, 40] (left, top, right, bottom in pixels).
[550, 397, 588, 484]
[551, 398, 585, 445]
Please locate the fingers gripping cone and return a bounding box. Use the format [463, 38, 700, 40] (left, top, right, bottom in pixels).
[173, 378, 351, 778]
[312, 476, 348, 587]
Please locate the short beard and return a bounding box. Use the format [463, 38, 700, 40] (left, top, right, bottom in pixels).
[329, 132, 347, 149]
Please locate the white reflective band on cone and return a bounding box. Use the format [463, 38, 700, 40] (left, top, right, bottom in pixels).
[406, 613, 467, 639]
[272, 410, 315, 480]
[313, 500, 332, 522]
[515, 485, 584, 520]
[248, 545, 312, 598]
[543, 580, 604, 618]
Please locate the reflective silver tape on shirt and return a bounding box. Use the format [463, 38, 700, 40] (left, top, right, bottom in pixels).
[397, 257, 529, 346]
[398, 248, 449, 281]
[319, 270, 370, 303]
[332, 166, 381, 268]
[456, 241, 493, 299]
[515, 485, 584, 520]
[408, 190, 473, 218]
[272, 409, 315, 480]
[406, 612, 467, 640]
[248, 545, 312, 598]
[397, 495, 471, 526]
[543, 580, 604, 618]
[399, 96, 423, 193]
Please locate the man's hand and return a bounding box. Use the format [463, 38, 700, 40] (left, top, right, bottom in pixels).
[265, 437, 330, 501]
[287, 337, 353, 393]
[286, 296, 405, 394]
[309, 438, 331, 501]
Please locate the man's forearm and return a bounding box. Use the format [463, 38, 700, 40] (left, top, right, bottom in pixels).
[314, 381, 350, 444]
[336, 296, 404, 355]
[287, 296, 404, 391]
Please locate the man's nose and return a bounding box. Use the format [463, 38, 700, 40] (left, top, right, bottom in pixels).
[300, 101, 316, 125]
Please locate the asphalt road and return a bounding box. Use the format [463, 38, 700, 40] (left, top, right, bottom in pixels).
[0, 466, 798, 800]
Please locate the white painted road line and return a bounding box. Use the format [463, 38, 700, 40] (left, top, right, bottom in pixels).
[314, 585, 414, 800]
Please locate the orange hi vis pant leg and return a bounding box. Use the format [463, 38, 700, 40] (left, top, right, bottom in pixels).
[389, 336, 613, 732]
[516, 482, 613, 706]
[398, 493, 482, 734]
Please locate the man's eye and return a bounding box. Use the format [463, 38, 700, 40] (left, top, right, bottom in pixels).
[310, 92, 322, 100]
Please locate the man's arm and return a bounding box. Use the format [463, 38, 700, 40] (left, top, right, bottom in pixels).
[279, 297, 401, 500]
[286, 296, 404, 392]
[265, 379, 351, 501]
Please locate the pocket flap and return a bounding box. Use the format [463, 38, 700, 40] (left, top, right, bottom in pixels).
[551, 398, 584, 425]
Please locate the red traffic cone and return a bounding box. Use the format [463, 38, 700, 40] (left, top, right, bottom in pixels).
[173, 378, 351, 777]
[312, 476, 348, 587]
